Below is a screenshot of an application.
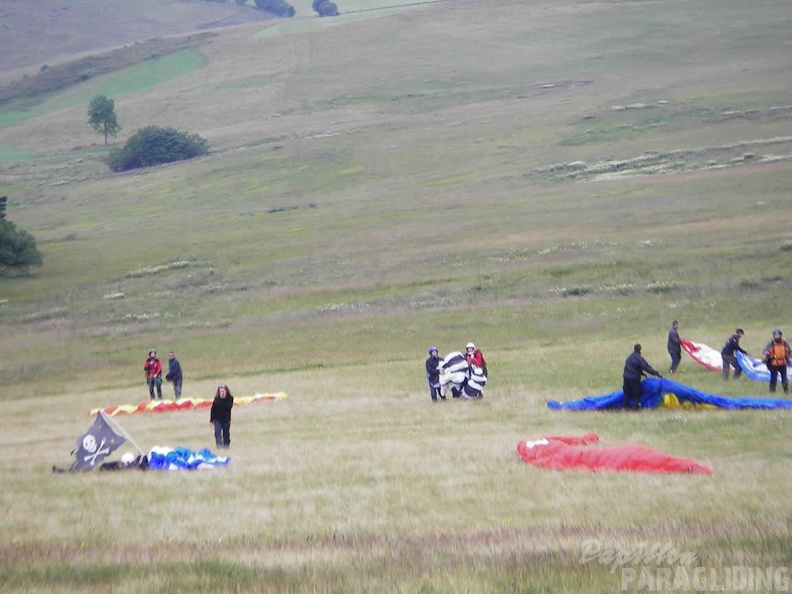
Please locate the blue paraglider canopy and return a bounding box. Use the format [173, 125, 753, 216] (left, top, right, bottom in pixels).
[547, 377, 792, 411]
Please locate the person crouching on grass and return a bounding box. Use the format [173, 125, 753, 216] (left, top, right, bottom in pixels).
[210, 384, 234, 449]
[622, 344, 663, 410]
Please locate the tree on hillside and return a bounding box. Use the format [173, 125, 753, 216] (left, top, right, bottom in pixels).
[253, 0, 296, 17]
[105, 126, 209, 172]
[88, 95, 121, 145]
[312, 0, 339, 16]
[0, 196, 43, 277]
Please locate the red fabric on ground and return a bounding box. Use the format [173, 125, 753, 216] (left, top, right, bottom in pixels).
[517, 434, 712, 474]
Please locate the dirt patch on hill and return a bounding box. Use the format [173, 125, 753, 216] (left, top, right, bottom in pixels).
[532, 133, 792, 183]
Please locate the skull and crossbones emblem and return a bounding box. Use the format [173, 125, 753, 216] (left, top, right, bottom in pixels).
[82, 435, 110, 465]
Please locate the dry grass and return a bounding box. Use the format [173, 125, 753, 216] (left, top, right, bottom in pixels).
[2, 370, 792, 591]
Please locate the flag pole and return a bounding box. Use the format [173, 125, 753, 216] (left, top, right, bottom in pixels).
[100, 411, 145, 456]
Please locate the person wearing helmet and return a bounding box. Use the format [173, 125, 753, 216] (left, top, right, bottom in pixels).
[465, 342, 487, 376]
[143, 349, 163, 400]
[425, 347, 443, 402]
[763, 329, 791, 394]
[99, 452, 147, 471]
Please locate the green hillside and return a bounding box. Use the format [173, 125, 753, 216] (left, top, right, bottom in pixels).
[1, 0, 791, 591]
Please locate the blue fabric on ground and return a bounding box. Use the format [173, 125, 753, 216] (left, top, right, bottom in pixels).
[736, 351, 771, 382]
[547, 377, 792, 410]
[147, 446, 230, 470]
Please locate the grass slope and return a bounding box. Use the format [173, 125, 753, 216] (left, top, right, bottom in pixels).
[1, 0, 791, 591]
[0, 0, 273, 78]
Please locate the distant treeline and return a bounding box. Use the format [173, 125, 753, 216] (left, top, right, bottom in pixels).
[244, 0, 340, 17]
[253, 0, 296, 17]
[312, 0, 339, 16]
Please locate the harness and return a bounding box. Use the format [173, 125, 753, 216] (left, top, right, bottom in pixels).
[768, 342, 789, 367]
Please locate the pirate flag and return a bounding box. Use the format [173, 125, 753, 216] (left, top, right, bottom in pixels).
[70, 412, 127, 472]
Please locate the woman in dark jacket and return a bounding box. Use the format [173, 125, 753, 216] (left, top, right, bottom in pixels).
[210, 385, 234, 448]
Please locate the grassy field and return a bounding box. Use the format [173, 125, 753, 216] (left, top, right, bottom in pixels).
[1, 0, 792, 591]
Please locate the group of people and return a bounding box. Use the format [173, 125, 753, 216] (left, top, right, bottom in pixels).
[668, 321, 790, 393]
[425, 343, 488, 402]
[143, 350, 183, 400]
[143, 350, 234, 448]
[718, 327, 792, 394]
[628, 322, 792, 409]
[148, 324, 792, 447]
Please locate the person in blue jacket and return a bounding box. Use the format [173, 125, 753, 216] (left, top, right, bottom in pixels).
[623, 344, 663, 409]
[425, 347, 443, 402]
[166, 351, 183, 399]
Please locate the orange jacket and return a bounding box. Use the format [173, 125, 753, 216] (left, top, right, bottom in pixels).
[764, 341, 791, 367]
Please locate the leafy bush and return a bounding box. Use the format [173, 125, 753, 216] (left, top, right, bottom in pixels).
[316, 1, 339, 16]
[106, 126, 209, 172]
[0, 197, 42, 276]
[253, 0, 296, 17]
[562, 286, 592, 297]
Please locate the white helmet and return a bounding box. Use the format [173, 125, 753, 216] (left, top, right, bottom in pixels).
[121, 452, 135, 465]
[466, 342, 475, 350]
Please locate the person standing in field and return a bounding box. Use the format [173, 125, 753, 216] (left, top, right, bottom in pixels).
[667, 320, 682, 374]
[166, 351, 183, 399]
[721, 328, 746, 380]
[425, 347, 443, 402]
[210, 384, 234, 448]
[622, 344, 663, 410]
[143, 349, 163, 400]
[763, 329, 791, 395]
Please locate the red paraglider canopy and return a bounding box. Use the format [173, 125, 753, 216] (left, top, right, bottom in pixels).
[517, 434, 712, 474]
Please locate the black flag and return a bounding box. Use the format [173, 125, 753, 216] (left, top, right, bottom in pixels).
[70, 412, 127, 472]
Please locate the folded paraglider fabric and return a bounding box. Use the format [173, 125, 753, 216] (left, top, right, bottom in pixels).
[680, 339, 723, 372]
[147, 446, 229, 470]
[547, 377, 792, 410]
[682, 339, 792, 381]
[517, 433, 712, 474]
[735, 351, 785, 382]
[89, 392, 287, 416]
[438, 351, 487, 398]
